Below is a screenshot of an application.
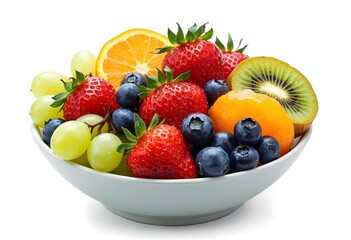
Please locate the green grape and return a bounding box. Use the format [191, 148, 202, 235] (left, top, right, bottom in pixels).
[71, 50, 96, 77]
[31, 71, 69, 98]
[72, 152, 91, 168]
[30, 95, 63, 128]
[76, 114, 109, 138]
[51, 121, 91, 160]
[87, 133, 123, 172]
[110, 155, 133, 176]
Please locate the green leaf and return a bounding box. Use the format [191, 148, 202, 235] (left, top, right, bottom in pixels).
[236, 38, 248, 53]
[188, 23, 197, 34]
[215, 37, 226, 51]
[227, 33, 234, 52]
[166, 22, 216, 43]
[51, 92, 69, 101]
[159, 118, 165, 125]
[167, 28, 177, 45]
[174, 71, 191, 82]
[186, 30, 195, 42]
[117, 143, 134, 155]
[186, 23, 197, 42]
[71, 78, 79, 89]
[140, 66, 184, 93]
[153, 46, 174, 54]
[133, 113, 146, 138]
[50, 99, 65, 108]
[140, 91, 149, 99]
[145, 75, 161, 88]
[122, 127, 138, 143]
[237, 44, 247, 53]
[75, 70, 85, 83]
[157, 68, 165, 83]
[201, 28, 213, 40]
[50, 92, 70, 108]
[163, 66, 174, 82]
[195, 22, 207, 38]
[137, 84, 151, 99]
[63, 80, 73, 92]
[69, 70, 86, 90]
[148, 114, 160, 130]
[176, 22, 186, 44]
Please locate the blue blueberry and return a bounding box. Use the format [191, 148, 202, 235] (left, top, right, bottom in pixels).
[203, 79, 229, 105]
[230, 145, 259, 171]
[234, 118, 262, 146]
[256, 136, 280, 164]
[196, 147, 230, 177]
[116, 83, 141, 109]
[181, 113, 214, 146]
[42, 118, 65, 147]
[111, 108, 135, 134]
[211, 132, 238, 154]
[121, 72, 146, 86]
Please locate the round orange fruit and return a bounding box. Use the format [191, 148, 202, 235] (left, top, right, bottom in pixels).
[96, 28, 170, 89]
[208, 89, 294, 156]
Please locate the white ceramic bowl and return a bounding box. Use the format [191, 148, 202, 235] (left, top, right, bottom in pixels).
[31, 124, 312, 225]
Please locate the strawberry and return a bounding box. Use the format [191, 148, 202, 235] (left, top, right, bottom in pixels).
[117, 114, 197, 179]
[154, 23, 223, 87]
[138, 67, 208, 129]
[51, 71, 119, 120]
[215, 34, 249, 79]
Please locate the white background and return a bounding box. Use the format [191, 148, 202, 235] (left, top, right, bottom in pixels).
[1, 0, 350, 239]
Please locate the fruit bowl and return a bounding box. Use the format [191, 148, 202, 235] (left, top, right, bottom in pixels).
[32, 123, 312, 225]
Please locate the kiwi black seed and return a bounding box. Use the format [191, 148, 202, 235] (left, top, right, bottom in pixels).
[228, 56, 318, 137]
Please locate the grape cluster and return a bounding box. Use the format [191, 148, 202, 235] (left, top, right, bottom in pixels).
[30, 51, 125, 173]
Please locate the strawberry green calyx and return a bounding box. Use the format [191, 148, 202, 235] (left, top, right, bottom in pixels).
[117, 113, 164, 155]
[138, 66, 190, 98]
[154, 23, 214, 54]
[215, 33, 248, 53]
[50, 70, 89, 108]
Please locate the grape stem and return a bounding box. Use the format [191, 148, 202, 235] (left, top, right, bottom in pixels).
[84, 111, 112, 135]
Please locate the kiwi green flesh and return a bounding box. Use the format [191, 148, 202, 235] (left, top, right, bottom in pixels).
[229, 56, 318, 127]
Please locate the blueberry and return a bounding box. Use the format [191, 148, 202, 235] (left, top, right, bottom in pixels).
[181, 113, 214, 146]
[230, 145, 259, 171]
[203, 79, 229, 105]
[211, 132, 238, 154]
[121, 72, 146, 86]
[256, 136, 280, 164]
[42, 118, 65, 147]
[196, 147, 230, 177]
[111, 108, 135, 134]
[234, 118, 262, 146]
[116, 83, 141, 109]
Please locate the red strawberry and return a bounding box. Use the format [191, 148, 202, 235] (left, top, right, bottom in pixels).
[51, 71, 119, 120]
[138, 67, 208, 129]
[215, 34, 249, 79]
[154, 23, 223, 87]
[117, 114, 197, 179]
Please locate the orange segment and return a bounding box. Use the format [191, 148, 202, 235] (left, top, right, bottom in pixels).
[209, 89, 294, 156]
[96, 28, 170, 89]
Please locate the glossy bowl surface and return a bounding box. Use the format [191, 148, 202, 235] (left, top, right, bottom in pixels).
[32, 124, 312, 225]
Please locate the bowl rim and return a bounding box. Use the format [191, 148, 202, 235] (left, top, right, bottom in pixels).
[31, 123, 312, 185]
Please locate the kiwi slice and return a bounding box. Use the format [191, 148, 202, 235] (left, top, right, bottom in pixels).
[228, 56, 318, 137]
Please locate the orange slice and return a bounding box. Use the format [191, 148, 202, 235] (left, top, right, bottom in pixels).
[96, 28, 170, 89]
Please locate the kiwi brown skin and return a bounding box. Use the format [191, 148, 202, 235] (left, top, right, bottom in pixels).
[228, 56, 318, 137]
[294, 122, 312, 138]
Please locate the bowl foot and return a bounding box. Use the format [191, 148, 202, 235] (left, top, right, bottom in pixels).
[103, 204, 243, 226]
